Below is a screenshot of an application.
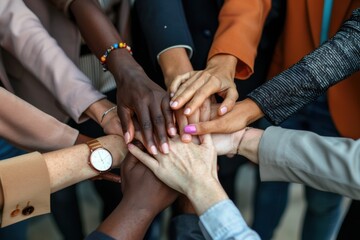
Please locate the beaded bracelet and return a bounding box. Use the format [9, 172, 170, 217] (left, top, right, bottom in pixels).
[100, 42, 132, 71]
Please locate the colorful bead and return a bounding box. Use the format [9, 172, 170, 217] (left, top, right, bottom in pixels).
[99, 42, 132, 72]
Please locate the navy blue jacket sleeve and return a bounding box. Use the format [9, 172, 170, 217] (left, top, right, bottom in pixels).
[135, 0, 194, 66]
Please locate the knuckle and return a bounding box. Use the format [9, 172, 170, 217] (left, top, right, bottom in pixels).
[153, 115, 165, 125]
[141, 120, 152, 130]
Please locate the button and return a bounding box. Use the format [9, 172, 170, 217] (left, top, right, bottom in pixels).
[203, 29, 212, 38]
[10, 209, 20, 217]
[22, 206, 34, 216]
[10, 204, 20, 217]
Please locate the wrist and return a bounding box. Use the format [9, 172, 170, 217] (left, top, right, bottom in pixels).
[158, 48, 193, 88]
[186, 178, 228, 215]
[237, 128, 263, 164]
[97, 135, 126, 168]
[85, 99, 115, 124]
[207, 54, 237, 76]
[239, 98, 264, 126]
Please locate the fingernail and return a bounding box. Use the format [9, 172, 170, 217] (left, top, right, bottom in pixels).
[170, 92, 174, 98]
[184, 124, 197, 134]
[150, 145, 158, 155]
[127, 143, 134, 149]
[184, 108, 191, 115]
[181, 134, 192, 142]
[162, 143, 169, 154]
[169, 127, 177, 136]
[124, 132, 130, 144]
[170, 101, 178, 108]
[220, 106, 227, 115]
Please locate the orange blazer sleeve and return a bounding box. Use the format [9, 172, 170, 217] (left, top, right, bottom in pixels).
[208, 0, 271, 79]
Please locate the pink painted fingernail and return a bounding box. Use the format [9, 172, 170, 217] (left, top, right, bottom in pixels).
[170, 92, 175, 98]
[184, 124, 197, 134]
[150, 145, 158, 155]
[220, 106, 227, 115]
[184, 108, 191, 115]
[170, 101, 178, 108]
[124, 132, 130, 144]
[181, 134, 192, 142]
[162, 143, 169, 154]
[169, 127, 177, 136]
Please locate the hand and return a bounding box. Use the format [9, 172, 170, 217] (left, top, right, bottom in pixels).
[183, 98, 264, 135]
[96, 147, 177, 239]
[128, 134, 217, 196]
[128, 135, 229, 216]
[114, 64, 176, 155]
[169, 54, 239, 117]
[120, 142, 178, 215]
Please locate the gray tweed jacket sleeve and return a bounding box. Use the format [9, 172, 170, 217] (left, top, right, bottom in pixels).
[248, 8, 360, 125]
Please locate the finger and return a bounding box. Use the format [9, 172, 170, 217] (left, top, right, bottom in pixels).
[199, 133, 213, 147]
[199, 98, 211, 122]
[97, 172, 122, 183]
[169, 72, 192, 96]
[218, 88, 239, 116]
[182, 79, 220, 116]
[128, 143, 159, 172]
[170, 72, 202, 110]
[150, 102, 169, 154]
[134, 105, 158, 155]
[117, 106, 134, 144]
[184, 117, 236, 135]
[175, 110, 192, 143]
[161, 98, 177, 137]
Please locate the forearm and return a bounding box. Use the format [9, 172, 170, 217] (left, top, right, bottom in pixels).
[248, 9, 360, 125]
[46, 135, 126, 193]
[96, 199, 155, 239]
[70, 0, 139, 82]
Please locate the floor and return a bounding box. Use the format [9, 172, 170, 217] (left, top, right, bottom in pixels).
[27, 163, 350, 240]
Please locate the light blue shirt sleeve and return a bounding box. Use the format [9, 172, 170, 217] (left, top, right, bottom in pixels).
[199, 199, 261, 240]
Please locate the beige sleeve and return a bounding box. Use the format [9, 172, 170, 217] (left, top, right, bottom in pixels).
[0, 152, 50, 227]
[0, 88, 78, 152]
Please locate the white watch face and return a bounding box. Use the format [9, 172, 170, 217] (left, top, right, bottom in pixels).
[90, 148, 113, 171]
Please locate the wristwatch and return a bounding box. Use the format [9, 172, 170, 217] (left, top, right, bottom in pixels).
[86, 139, 113, 172]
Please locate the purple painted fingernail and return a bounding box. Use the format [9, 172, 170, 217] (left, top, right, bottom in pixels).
[184, 124, 197, 134]
[170, 92, 175, 98]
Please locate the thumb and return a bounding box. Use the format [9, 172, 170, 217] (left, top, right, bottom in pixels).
[183, 119, 221, 135]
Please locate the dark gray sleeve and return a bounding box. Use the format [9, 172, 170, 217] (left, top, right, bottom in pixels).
[135, 0, 194, 66]
[248, 8, 360, 125]
[85, 231, 116, 240]
[169, 214, 206, 240]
